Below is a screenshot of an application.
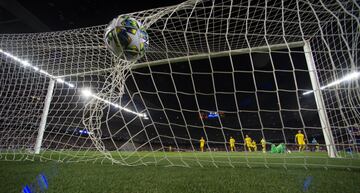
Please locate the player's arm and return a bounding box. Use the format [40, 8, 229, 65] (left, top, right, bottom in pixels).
[294, 134, 298, 144]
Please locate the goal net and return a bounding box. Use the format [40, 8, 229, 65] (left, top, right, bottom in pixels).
[0, 0, 359, 168]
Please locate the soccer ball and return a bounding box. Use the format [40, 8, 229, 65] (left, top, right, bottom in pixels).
[104, 15, 149, 61]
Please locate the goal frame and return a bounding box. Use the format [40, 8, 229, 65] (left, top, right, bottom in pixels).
[32, 40, 339, 158]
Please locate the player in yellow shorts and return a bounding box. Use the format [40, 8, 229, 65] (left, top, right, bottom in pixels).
[295, 130, 306, 152]
[251, 140, 257, 151]
[200, 137, 205, 152]
[229, 136, 236, 152]
[260, 138, 266, 153]
[244, 135, 252, 152]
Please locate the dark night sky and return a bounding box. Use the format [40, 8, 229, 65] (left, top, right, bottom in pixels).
[0, 0, 185, 33]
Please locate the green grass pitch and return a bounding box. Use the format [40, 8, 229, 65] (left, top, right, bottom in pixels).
[1, 151, 359, 193]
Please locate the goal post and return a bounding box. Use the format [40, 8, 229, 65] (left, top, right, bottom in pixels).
[303, 41, 338, 158]
[34, 79, 55, 154]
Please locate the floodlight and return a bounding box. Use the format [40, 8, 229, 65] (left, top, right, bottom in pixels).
[303, 72, 359, 95]
[81, 88, 93, 97]
[32, 66, 39, 71]
[23, 60, 30, 66]
[56, 78, 65, 83]
[66, 83, 75, 88]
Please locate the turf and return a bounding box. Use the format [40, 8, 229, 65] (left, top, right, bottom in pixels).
[1, 151, 360, 193]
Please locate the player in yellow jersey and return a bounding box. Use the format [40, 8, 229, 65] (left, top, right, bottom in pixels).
[295, 130, 306, 152]
[260, 138, 266, 153]
[229, 136, 236, 152]
[200, 137, 205, 152]
[244, 135, 252, 152]
[251, 140, 257, 151]
[315, 143, 320, 152]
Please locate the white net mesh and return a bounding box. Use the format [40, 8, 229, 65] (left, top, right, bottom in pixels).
[0, 0, 359, 168]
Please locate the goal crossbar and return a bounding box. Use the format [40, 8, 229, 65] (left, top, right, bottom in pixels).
[58, 41, 304, 78]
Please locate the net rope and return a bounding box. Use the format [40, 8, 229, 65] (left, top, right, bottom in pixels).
[0, 0, 359, 168]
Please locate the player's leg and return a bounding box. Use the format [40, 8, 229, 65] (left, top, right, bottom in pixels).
[247, 144, 252, 152]
[262, 145, 266, 153]
[299, 143, 304, 152]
